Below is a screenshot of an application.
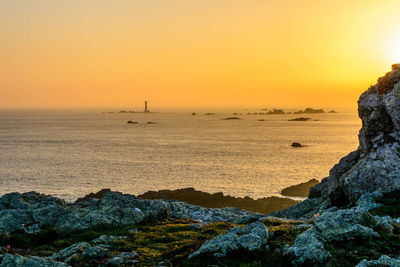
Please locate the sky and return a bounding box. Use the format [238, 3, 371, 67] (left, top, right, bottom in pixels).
[1, 0, 400, 109]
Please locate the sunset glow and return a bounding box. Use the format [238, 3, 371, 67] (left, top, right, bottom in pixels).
[1, 0, 399, 109]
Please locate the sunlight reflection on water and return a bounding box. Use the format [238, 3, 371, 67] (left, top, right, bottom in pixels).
[0, 109, 360, 202]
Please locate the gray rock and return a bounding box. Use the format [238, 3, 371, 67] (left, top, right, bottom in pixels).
[81, 246, 110, 258]
[0, 190, 262, 234]
[105, 252, 138, 266]
[356, 255, 400, 267]
[0, 209, 33, 233]
[64, 253, 81, 263]
[0, 254, 69, 267]
[284, 229, 331, 265]
[24, 224, 40, 234]
[189, 221, 270, 258]
[270, 197, 328, 219]
[92, 235, 127, 244]
[285, 208, 380, 264]
[49, 242, 91, 260]
[167, 200, 262, 223]
[313, 209, 379, 241]
[0, 191, 169, 233]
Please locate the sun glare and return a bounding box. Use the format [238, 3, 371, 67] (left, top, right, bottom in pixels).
[385, 36, 400, 63]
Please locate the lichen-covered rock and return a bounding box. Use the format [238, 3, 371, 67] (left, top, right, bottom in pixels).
[313, 209, 379, 241]
[92, 235, 127, 244]
[0, 190, 261, 234]
[284, 229, 331, 265]
[81, 246, 110, 258]
[167, 200, 262, 223]
[105, 252, 138, 266]
[49, 242, 91, 260]
[284, 208, 379, 265]
[188, 221, 270, 259]
[270, 197, 328, 219]
[356, 255, 400, 267]
[0, 254, 69, 267]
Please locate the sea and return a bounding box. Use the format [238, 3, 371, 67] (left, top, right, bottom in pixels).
[0, 108, 360, 202]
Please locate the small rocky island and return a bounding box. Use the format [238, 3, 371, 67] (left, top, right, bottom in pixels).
[1, 65, 400, 266]
[288, 117, 311, 122]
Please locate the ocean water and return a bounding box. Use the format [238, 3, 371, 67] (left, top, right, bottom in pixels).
[0, 109, 360, 202]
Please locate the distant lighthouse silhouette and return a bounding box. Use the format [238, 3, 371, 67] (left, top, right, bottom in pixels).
[144, 101, 149, 113]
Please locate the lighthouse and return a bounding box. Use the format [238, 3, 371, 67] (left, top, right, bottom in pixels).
[144, 101, 149, 113]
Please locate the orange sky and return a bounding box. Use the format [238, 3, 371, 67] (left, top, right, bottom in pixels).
[1, 0, 400, 109]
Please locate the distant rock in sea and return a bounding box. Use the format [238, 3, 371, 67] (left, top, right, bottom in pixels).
[127, 120, 138, 124]
[191, 112, 196, 115]
[223, 117, 240, 120]
[147, 121, 156, 124]
[281, 179, 319, 197]
[266, 109, 285, 115]
[294, 108, 325, 114]
[291, 142, 302, 147]
[204, 113, 215, 115]
[288, 117, 311, 121]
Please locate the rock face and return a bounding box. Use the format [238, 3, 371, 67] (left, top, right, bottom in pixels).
[273, 65, 400, 265]
[275, 64, 400, 218]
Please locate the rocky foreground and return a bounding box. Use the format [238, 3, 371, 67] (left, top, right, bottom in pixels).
[2, 65, 400, 266]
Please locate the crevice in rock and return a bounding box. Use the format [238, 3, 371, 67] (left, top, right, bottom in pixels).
[328, 186, 350, 208]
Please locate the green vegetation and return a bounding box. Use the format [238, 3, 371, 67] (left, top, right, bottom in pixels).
[324, 222, 400, 266]
[370, 189, 400, 217]
[0, 218, 310, 266]
[0, 219, 233, 266]
[321, 189, 400, 266]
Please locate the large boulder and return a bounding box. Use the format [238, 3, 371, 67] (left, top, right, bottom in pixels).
[306, 64, 400, 206]
[284, 208, 380, 265]
[188, 221, 271, 259]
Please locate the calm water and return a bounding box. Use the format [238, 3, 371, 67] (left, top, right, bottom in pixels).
[0, 109, 360, 202]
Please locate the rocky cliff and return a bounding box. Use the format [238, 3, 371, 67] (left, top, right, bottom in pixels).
[270, 64, 400, 266]
[274, 64, 400, 219]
